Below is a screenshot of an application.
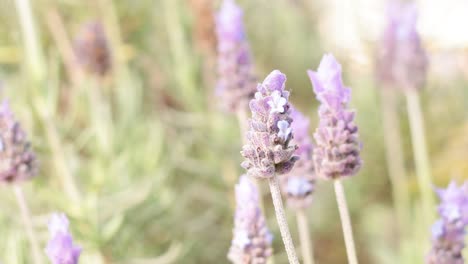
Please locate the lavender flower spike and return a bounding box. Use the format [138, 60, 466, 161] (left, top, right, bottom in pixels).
[280, 106, 316, 209]
[0, 100, 37, 183]
[427, 181, 468, 264]
[215, 0, 257, 112]
[376, 1, 428, 90]
[308, 54, 362, 179]
[45, 213, 81, 264]
[241, 70, 298, 179]
[74, 21, 111, 76]
[228, 175, 273, 264]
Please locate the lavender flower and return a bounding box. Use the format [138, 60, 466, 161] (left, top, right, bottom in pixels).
[376, 1, 428, 90]
[48, 213, 70, 236]
[45, 213, 81, 264]
[280, 106, 316, 209]
[241, 70, 298, 179]
[0, 101, 37, 183]
[74, 21, 111, 76]
[427, 181, 468, 264]
[308, 54, 362, 179]
[228, 175, 273, 264]
[215, 0, 257, 112]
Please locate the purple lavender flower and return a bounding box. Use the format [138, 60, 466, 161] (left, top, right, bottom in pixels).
[215, 0, 257, 112]
[0, 100, 37, 183]
[376, 1, 428, 90]
[308, 54, 362, 179]
[74, 21, 111, 76]
[45, 213, 81, 264]
[48, 213, 70, 236]
[228, 175, 273, 264]
[240, 70, 298, 179]
[427, 181, 468, 264]
[280, 106, 316, 209]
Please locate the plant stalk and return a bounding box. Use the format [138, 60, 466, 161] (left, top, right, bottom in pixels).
[46, 8, 83, 85]
[268, 175, 299, 264]
[380, 88, 410, 235]
[405, 89, 434, 226]
[36, 104, 81, 202]
[334, 179, 358, 264]
[14, 0, 45, 83]
[14, 185, 43, 264]
[296, 209, 315, 264]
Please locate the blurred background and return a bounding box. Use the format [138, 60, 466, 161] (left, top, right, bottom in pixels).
[0, 0, 467, 263]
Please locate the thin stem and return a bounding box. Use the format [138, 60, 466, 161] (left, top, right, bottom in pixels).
[296, 209, 315, 264]
[96, 0, 124, 75]
[162, 0, 201, 110]
[13, 185, 43, 264]
[334, 179, 358, 264]
[268, 176, 299, 264]
[405, 89, 434, 226]
[14, 0, 45, 82]
[46, 8, 84, 85]
[380, 88, 410, 236]
[34, 100, 81, 202]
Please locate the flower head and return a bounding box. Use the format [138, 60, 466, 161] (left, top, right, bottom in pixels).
[277, 120, 291, 142]
[228, 176, 273, 264]
[216, 0, 245, 42]
[289, 107, 313, 157]
[0, 100, 37, 184]
[45, 213, 81, 264]
[286, 177, 314, 197]
[74, 21, 111, 76]
[308, 54, 362, 179]
[48, 213, 70, 237]
[241, 70, 298, 179]
[215, 0, 257, 113]
[267, 91, 287, 113]
[308, 54, 350, 110]
[427, 181, 468, 264]
[45, 234, 81, 264]
[376, 1, 428, 90]
[280, 106, 316, 209]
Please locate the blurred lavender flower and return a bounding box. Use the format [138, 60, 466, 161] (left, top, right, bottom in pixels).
[280, 106, 316, 209]
[241, 70, 298, 179]
[74, 21, 111, 76]
[215, 0, 257, 112]
[376, 1, 428, 90]
[0, 101, 37, 183]
[308, 54, 362, 179]
[48, 213, 70, 236]
[45, 213, 81, 264]
[427, 181, 468, 264]
[228, 175, 273, 264]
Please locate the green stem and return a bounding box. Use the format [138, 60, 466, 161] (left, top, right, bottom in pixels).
[405, 89, 434, 227]
[163, 0, 200, 111]
[45, 8, 83, 85]
[380, 88, 410, 236]
[14, 185, 43, 264]
[97, 0, 124, 75]
[334, 179, 358, 264]
[268, 175, 299, 264]
[296, 209, 315, 264]
[14, 0, 45, 83]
